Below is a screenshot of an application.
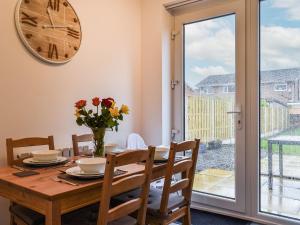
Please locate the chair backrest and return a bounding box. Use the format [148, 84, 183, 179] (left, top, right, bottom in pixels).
[6, 136, 55, 166]
[72, 134, 93, 156]
[127, 133, 147, 150]
[98, 147, 155, 225]
[160, 139, 200, 214]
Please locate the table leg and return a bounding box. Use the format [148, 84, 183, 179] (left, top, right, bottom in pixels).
[46, 200, 61, 225]
[268, 141, 273, 190]
[279, 144, 283, 179]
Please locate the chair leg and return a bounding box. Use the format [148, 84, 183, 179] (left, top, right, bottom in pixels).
[10, 201, 16, 225]
[10, 215, 14, 225]
[183, 206, 191, 225]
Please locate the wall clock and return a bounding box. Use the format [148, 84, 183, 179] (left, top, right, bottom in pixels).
[15, 0, 82, 64]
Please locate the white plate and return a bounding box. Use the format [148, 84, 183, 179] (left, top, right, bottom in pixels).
[66, 166, 104, 179]
[23, 156, 68, 165]
[110, 148, 125, 154]
[31, 158, 59, 163]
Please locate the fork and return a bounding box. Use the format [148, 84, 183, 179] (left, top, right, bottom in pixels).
[12, 165, 26, 172]
[51, 177, 78, 186]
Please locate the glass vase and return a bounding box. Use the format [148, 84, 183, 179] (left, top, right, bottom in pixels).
[92, 127, 106, 157]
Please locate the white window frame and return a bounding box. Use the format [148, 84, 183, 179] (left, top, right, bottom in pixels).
[247, 1, 300, 224]
[201, 86, 215, 94]
[274, 83, 287, 92]
[173, 0, 246, 213]
[171, 0, 300, 224]
[223, 85, 236, 93]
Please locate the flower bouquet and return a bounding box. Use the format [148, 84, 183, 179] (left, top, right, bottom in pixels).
[74, 97, 129, 157]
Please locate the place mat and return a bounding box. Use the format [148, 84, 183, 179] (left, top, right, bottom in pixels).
[148, 156, 189, 165]
[20, 159, 71, 170]
[13, 170, 40, 177]
[57, 169, 127, 185]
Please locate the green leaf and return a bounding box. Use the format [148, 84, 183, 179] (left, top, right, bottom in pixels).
[76, 117, 84, 126]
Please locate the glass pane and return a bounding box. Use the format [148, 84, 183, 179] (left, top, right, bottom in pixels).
[260, 0, 300, 220]
[184, 14, 236, 199]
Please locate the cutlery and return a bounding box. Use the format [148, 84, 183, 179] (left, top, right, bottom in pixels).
[63, 160, 75, 167]
[58, 169, 66, 173]
[51, 177, 78, 186]
[12, 165, 26, 172]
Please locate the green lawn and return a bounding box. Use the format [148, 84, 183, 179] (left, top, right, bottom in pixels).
[261, 127, 300, 155]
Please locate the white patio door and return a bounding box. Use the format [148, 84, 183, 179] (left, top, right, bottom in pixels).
[173, 0, 246, 212]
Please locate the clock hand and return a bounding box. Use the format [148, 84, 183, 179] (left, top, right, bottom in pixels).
[47, 8, 55, 28]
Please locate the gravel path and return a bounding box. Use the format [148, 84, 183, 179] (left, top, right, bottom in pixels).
[195, 145, 268, 172]
[196, 145, 235, 171]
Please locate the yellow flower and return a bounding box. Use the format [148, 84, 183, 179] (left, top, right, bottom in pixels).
[74, 108, 81, 118]
[111, 101, 116, 108]
[120, 104, 129, 114]
[109, 107, 120, 117]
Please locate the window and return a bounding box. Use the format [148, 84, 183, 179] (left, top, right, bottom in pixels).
[223, 85, 236, 93]
[274, 83, 287, 92]
[260, 0, 300, 221]
[184, 14, 237, 201]
[200, 87, 215, 94]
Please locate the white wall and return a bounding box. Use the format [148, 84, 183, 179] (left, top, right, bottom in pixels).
[0, 0, 141, 223]
[141, 0, 173, 146]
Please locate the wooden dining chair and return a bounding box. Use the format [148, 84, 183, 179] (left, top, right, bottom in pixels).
[6, 136, 55, 166]
[72, 133, 93, 156]
[96, 148, 155, 225]
[6, 136, 55, 225]
[147, 139, 200, 225]
[112, 139, 200, 225]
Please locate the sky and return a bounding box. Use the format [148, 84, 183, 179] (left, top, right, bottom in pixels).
[185, 0, 300, 88]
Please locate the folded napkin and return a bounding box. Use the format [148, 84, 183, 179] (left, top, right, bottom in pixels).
[13, 170, 40, 177]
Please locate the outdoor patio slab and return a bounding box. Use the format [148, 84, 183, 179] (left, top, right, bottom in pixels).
[193, 169, 235, 198]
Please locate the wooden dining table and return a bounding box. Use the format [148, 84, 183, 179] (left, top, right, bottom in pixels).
[0, 159, 168, 225]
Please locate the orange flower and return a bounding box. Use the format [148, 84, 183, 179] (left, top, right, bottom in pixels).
[92, 97, 101, 106]
[120, 104, 129, 114]
[74, 109, 81, 118]
[109, 107, 120, 117]
[75, 100, 86, 109]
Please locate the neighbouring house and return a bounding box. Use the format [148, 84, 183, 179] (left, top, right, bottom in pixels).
[185, 84, 198, 96]
[195, 68, 300, 105]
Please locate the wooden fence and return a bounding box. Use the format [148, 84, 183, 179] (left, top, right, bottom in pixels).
[260, 101, 289, 137]
[186, 96, 289, 143]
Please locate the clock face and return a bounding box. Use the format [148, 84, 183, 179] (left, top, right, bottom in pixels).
[15, 0, 82, 64]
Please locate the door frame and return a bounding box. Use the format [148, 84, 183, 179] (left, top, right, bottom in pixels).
[173, 0, 246, 213]
[247, 1, 300, 224]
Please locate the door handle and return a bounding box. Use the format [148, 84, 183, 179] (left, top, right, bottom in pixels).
[227, 110, 241, 114]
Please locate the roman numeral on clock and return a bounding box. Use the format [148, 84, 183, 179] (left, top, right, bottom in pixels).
[48, 0, 60, 11]
[48, 43, 58, 59]
[67, 27, 80, 39]
[21, 12, 38, 27]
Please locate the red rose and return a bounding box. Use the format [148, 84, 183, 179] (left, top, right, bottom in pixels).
[75, 100, 87, 109]
[92, 97, 101, 106]
[101, 97, 114, 108]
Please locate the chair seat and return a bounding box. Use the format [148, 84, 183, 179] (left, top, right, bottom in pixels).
[108, 216, 136, 225]
[112, 187, 186, 218]
[83, 206, 136, 225]
[10, 204, 44, 225]
[10, 203, 98, 225]
[11, 203, 136, 225]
